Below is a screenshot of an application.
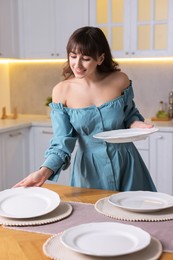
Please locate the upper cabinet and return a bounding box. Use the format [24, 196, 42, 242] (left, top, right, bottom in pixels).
[1, 0, 173, 59]
[0, 0, 19, 58]
[18, 0, 89, 58]
[89, 0, 173, 58]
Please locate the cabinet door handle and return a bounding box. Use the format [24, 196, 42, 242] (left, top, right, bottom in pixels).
[157, 135, 163, 139]
[56, 53, 59, 56]
[9, 132, 22, 137]
[42, 130, 53, 135]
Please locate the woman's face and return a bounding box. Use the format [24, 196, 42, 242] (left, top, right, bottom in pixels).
[69, 51, 103, 79]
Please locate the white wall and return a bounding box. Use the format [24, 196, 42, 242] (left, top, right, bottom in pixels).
[119, 59, 173, 118]
[9, 62, 63, 115]
[0, 63, 11, 114]
[0, 59, 172, 118]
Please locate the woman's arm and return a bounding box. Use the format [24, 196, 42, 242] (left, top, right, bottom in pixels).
[14, 98, 77, 188]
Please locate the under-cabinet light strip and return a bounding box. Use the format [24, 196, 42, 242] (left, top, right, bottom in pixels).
[1, 57, 173, 64]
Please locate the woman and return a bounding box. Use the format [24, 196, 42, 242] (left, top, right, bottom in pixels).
[14, 26, 156, 191]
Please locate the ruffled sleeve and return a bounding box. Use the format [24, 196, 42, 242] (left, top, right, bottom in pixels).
[41, 103, 77, 182]
[123, 81, 144, 128]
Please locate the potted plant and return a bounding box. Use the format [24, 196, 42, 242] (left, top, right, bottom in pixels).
[45, 96, 52, 117]
[45, 96, 52, 106]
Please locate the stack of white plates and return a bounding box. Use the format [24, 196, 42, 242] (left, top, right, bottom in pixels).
[0, 187, 60, 219]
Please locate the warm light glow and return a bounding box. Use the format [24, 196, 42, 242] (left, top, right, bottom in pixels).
[0, 59, 67, 64]
[116, 57, 173, 62]
[0, 59, 10, 64]
[1, 57, 173, 64]
[6, 59, 67, 63]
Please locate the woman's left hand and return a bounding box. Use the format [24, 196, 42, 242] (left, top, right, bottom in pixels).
[130, 121, 153, 129]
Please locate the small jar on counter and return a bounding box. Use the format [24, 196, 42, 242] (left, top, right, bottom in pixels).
[168, 104, 173, 118]
[169, 91, 173, 104]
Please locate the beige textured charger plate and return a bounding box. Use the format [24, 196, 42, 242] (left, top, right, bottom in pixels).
[95, 197, 173, 221]
[0, 202, 72, 226]
[43, 233, 162, 260]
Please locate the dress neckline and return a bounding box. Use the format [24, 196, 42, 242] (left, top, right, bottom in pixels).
[51, 81, 132, 111]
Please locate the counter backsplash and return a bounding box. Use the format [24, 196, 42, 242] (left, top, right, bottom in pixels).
[1, 60, 173, 118]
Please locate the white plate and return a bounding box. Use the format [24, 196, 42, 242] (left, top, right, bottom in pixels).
[0, 187, 60, 219]
[44, 235, 162, 260]
[60, 222, 151, 257]
[108, 191, 173, 213]
[93, 127, 159, 143]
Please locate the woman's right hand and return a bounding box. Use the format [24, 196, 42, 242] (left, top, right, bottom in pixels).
[13, 167, 53, 188]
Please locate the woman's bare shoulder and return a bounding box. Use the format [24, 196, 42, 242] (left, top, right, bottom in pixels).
[52, 80, 70, 104]
[112, 71, 130, 90]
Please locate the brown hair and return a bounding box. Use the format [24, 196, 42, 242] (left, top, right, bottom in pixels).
[62, 26, 120, 79]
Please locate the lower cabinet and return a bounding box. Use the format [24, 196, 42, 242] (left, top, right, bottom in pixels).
[30, 127, 173, 194]
[134, 138, 150, 170]
[1, 124, 172, 194]
[29, 126, 71, 186]
[0, 127, 30, 190]
[0, 136, 3, 190]
[150, 131, 173, 195]
[135, 131, 173, 195]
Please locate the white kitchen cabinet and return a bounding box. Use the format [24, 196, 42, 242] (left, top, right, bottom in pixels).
[89, 0, 173, 58]
[29, 126, 71, 185]
[150, 131, 173, 195]
[135, 131, 173, 195]
[0, 0, 19, 58]
[18, 0, 89, 58]
[134, 138, 150, 169]
[0, 127, 30, 190]
[0, 135, 3, 190]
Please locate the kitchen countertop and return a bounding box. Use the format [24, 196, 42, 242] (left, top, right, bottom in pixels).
[0, 114, 51, 133]
[0, 114, 173, 133]
[145, 118, 173, 132]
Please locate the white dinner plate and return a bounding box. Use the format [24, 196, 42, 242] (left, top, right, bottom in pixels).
[93, 127, 159, 143]
[108, 191, 173, 213]
[0, 187, 60, 219]
[60, 222, 151, 257]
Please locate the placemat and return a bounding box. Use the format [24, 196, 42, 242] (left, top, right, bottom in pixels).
[95, 197, 173, 222]
[43, 234, 162, 260]
[0, 202, 72, 226]
[4, 201, 173, 252]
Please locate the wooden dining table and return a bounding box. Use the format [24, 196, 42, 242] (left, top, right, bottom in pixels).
[0, 183, 172, 260]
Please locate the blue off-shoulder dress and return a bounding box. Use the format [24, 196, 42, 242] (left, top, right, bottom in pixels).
[42, 82, 156, 191]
